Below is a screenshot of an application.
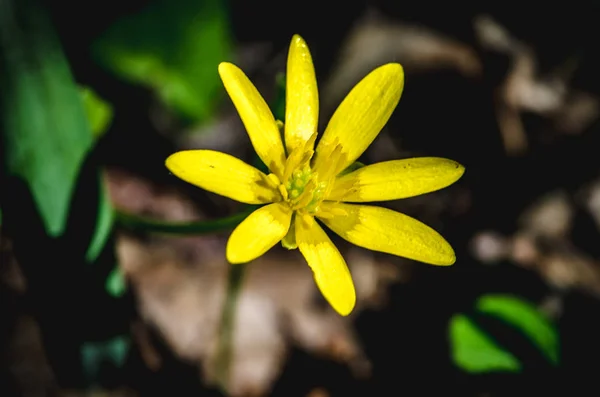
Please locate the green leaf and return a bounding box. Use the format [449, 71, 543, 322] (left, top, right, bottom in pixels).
[92, 0, 231, 123]
[80, 86, 114, 139]
[1, 2, 128, 387]
[85, 179, 115, 263]
[0, 0, 115, 265]
[81, 335, 130, 382]
[449, 314, 522, 373]
[476, 294, 560, 366]
[105, 266, 126, 298]
[1, 0, 95, 237]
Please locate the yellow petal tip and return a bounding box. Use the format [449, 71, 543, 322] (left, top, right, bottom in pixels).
[225, 250, 244, 265]
[333, 297, 356, 316]
[164, 151, 186, 175]
[439, 159, 466, 190]
[226, 238, 249, 264]
[218, 61, 234, 73]
[430, 247, 457, 266]
[453, 161, 466, 180]
[165, 153, 175, 170]
[291, 34, 305, 43]
[441, 254, 457, 266]
[381, 62, 404, 78]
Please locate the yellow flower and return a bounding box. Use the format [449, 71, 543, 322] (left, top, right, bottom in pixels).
[166, 35, 464, 316]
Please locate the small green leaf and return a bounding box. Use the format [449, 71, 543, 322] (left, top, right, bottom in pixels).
[105, 266, 126, 298]
[476, 294, 560, 366]
[450, 314, 522, 373]
[80, 86, 113, 139]
[92, 0, 231, 123]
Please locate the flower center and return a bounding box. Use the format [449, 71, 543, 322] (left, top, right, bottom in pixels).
[262, 127, 349, 217]
[282, 164, 329, 213]
[274, 134, 347, 215]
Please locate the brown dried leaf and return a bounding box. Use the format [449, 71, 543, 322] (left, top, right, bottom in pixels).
[321, 10, 481, 115]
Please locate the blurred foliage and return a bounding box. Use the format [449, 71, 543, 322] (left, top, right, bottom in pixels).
[79, 87, 124, 291]
[1, 0, 130, 387]
[92, 0, 231, 124]
[81, 335, 130, 384]
[1, 0, 96, 238]
[77, 86, 116, 263]
[450, 314, 522, 373]
[106, 266, 127, 298]
[477, 294, 560, 365]
[449, 294, 560, 373]
[80, 86, 114, 139]
[85, 179, 115, 263]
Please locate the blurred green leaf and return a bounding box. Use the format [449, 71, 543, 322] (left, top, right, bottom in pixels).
[476, 294, 560, 366]
[1, 1, 95, 237]
[85, 180, 115, 263]
[81, 335, 130, 382]
[79, 87, 114, 263]
[92, 0, 231, 123]
[1, 0, 128, 387]
[450, 314, 522, 373]
[0, 0, 115, 264]
[80, 86, 114, 139]
[105, 266, 126, 298]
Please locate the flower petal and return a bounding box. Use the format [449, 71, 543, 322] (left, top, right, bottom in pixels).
[226, 202, 292, 263]
[315, 63, 404, 175]
[285, 35, 319, 154]
[296, 214, 356, 316]
[318, 202, 455, 265]
[166, 150, 280, 204]
[328, 157, 465, 202]
[218, 62, 286, 177]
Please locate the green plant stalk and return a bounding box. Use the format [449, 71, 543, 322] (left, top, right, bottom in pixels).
[214, 264, 246, 390]
[115, 206, 256, 235]
[116, 207, 256, 391]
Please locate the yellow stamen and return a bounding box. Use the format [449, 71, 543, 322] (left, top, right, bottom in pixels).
[278, 184, 289, 200]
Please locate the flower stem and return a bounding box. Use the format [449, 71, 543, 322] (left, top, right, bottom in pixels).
[115, 206, 257, 235]
[214, 263, 246, 391]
